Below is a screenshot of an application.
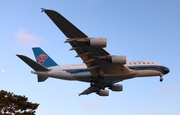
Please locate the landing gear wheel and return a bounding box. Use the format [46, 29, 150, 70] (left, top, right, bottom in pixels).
[160, 77, 163, 82]
[159, 74, 163, 82]
[100, 84, 105, 90]
[90, 83, 94, 87]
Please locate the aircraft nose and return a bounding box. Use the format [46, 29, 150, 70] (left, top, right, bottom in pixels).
[164, 67, 170, 74]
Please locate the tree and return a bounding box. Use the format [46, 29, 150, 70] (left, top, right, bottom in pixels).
[0, 90, 39, 115]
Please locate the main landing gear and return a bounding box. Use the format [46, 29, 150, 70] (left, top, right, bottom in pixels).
[159, 74, 163, 82]
[89, 74, 105, 89]
[90, 82, 105, 89]
[97, 73, 104, 79]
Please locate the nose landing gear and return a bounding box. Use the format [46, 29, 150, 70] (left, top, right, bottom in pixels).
[159, 74, 163, 82]
[160, 77, 163, 82]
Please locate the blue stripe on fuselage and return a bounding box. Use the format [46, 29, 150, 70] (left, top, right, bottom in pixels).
[62, 65, 169, 75]
[63, 68, 88, 74]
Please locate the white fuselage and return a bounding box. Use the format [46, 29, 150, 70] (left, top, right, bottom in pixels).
[32, 60, 169, 84]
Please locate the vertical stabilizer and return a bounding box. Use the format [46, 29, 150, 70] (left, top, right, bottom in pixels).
[32, 47, 58, 67]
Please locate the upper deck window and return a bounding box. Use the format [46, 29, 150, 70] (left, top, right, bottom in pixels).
[147, 62, 150, 64]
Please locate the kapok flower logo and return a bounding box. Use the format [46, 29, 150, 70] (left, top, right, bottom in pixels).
[36, 54, 48, 65]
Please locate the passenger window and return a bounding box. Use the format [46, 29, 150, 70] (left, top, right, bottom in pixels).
[147, 62, 150, 64]
[143, 62, 146, 64]
[138, 62, 141, 64]
[133, 62, 136, 65]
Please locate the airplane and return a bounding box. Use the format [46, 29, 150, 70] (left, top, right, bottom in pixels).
[16, 8, 170, 96]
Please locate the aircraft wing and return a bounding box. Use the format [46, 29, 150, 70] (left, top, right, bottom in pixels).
[42, 9, 135, 77]
[42, 8, 87, 38]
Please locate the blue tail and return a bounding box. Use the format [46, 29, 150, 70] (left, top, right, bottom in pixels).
[32, 47, 58, 67]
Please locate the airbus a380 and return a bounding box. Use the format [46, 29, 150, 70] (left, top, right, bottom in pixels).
[17, 8, 170, 96]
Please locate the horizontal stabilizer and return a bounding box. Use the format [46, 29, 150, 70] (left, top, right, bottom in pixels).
[16, 55, 50, 71]
[38, 75, 48, 82]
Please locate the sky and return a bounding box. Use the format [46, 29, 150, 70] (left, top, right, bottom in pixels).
[0, 0, 180, 115]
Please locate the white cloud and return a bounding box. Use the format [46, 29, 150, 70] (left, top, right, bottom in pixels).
[14, 28, 42, 47]
[83, 102, 102, 108]
[155, 84, 180, 96]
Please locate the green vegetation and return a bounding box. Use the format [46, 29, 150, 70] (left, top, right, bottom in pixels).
[0, 90, 39, 115]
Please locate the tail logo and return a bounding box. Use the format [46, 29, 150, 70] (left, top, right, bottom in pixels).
[36, 54, 48, 65]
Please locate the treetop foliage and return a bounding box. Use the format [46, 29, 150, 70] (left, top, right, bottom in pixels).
[0, 90, 39, 115]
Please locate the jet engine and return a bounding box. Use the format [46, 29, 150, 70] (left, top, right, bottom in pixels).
[109, 84, 123, 91]
[109, 56, 126, 64]
[97, 89, 109, 96]
[88, 38, 107, 47]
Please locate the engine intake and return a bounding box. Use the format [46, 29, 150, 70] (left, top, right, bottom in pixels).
[110, 56, 126, 64]
[97, 89, 109, 96]
[109, 84, 123, 91]
[89, 38, 107, 47]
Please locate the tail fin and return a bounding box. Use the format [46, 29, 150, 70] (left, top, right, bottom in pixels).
[32, 47, 58, 67]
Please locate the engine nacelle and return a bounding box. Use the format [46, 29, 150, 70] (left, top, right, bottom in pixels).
[89, 38, 107, 47]
[97, 89, 109, 96]
[109, 84, 123, 91]
[110, 56, 126, 64]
